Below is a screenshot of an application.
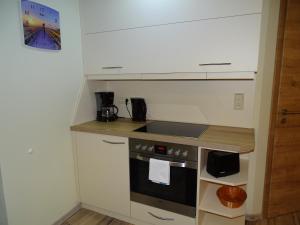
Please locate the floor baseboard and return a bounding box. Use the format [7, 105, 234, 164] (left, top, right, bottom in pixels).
[52, 203, 81, 225]
[246, 214, 263, 222]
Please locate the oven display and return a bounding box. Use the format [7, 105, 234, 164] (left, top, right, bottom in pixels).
[154, 145, 167, 155]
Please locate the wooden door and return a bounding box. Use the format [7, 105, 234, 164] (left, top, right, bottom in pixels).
[264, 0, 300, 218]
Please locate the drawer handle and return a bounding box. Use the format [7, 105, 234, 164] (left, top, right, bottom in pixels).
[148, 212, 175, 221]
[199, 63, 231, 66]
[102, 66, 123, 69]
[102, 140, 126, 145]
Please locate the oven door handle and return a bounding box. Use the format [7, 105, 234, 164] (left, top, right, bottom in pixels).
[148, 212, 175, 221]
[135, 154, 187, 168]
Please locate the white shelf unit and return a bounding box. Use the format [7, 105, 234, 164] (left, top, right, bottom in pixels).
[200, 158, 249, 186]
[198, 211, 245, 225]
[199, 181, 246, 218]
[198, 148, 249, 225]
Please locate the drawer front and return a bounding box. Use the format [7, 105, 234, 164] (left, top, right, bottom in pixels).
[131, 202, 195, 225]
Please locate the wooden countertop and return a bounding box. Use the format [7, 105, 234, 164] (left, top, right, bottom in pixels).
[70, 119, 254, 154]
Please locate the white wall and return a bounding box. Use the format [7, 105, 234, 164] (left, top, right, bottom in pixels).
[108, 80, 255, 128]
[73, 80, 107, 125]
[247, 0, 280, 216]
[0, 0, 83, 225]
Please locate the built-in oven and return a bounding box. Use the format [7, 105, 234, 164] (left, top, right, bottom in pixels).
[129, 138, 198, 218]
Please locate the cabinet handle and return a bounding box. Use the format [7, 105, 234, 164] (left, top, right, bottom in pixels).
[102, 140, 126, 145]
[199, 63, 231, 66]
[148, 212, 175, 221]
[280, 109, 300, 115]
[102, 66, 123, 69]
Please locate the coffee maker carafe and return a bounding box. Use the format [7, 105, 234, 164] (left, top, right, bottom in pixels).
[95, 92, 118, 122]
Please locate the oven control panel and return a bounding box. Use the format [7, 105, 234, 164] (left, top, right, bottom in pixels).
[130, 138, 198, 161]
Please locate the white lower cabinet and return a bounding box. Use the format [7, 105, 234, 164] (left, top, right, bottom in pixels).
[76, 132, 130, 217]
[131, 202, 196, 225]
[74, 132, 248, 225]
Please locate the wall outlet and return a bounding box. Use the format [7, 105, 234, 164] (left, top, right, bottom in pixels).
[117, 97, 127, 105]
[234, 93, 244, 110]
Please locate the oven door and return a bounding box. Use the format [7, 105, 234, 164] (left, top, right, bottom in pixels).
[130, 152, 198, 217]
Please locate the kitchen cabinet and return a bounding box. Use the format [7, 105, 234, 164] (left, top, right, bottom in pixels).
[71, 120, 254, 225]
[83, 14, 261, 78]
[75, 132, 130, 217]
[131, 202, 195, 225]
[79, 0, 262, 34]
[198, 149, 249, 225]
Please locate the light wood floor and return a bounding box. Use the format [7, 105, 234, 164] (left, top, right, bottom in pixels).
[62, 208, 300, 225]
[246, 212, 300, 225]
[61, 208, 132, 225]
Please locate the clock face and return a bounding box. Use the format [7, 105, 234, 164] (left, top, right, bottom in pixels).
[21, 0, 61, 50]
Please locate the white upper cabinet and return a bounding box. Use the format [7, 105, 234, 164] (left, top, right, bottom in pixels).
[83, 14, 261, 76]
[80, 0, 262, 34]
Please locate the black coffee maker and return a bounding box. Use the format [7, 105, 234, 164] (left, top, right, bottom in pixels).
[95, 92, 118, 122]
[131, 98, 147, 122]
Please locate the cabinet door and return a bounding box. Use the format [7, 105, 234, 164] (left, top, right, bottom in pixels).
[83, 14, 260, 76]
[80, 0, 262, 34]
[76, 132, 130, 216]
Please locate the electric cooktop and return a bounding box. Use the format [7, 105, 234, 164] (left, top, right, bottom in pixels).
[134, 121, 208, 138]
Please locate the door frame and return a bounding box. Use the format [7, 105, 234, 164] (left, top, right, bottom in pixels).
[0, 167, 8, 225]
[263, 0, 288, 218]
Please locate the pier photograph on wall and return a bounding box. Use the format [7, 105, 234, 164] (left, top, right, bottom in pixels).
[21, 0, 61, 50]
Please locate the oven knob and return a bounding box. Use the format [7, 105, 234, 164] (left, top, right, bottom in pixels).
[135, 144, 142, 150]
[182, 151, 188, 157]
[148, 146, 154, 152]
[167, 148, 174, 155]
[175, 150, 181, 156]
[142, 145, 148, 151]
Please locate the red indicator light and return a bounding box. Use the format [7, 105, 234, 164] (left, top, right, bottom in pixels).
[154, 145, 167, 155]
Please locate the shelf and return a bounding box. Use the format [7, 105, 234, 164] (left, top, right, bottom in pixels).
[86, 72, 254, 81]
[200, 158, 248, 186]
[199, 212, 245, 225]
[86, 72, 207, 80]
[199, 182, 246, 218]
[86, 74, 141, 80]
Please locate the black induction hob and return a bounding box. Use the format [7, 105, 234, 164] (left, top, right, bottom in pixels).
[134, 121, 208, 138]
